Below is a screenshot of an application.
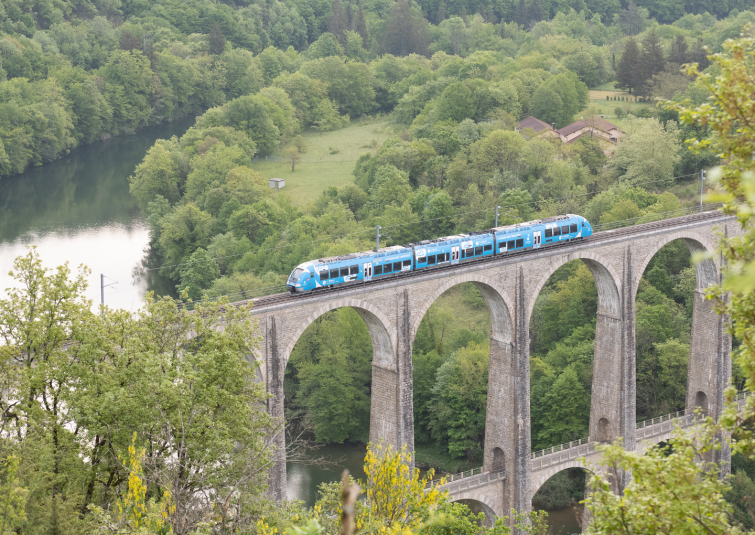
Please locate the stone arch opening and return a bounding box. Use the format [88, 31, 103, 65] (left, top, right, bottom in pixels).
[596, 418, 612, 443]
[532, 467, 592, 534]
[695, 391, 709, 413]
[491, 447, 505, 471]
[410, 275, 513, 474]
[633, 235, 722, 423]
[528, 254, 620, 455]
[272, 301, 396, 502]
[453, 499, 497, 527]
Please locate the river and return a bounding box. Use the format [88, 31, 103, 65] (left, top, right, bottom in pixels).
[0, 117, 195, 310]
[0, 121, 580, 534]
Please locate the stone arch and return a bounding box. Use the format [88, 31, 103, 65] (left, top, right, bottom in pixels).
[281, 298, 396, 370]
[531, 462, 595, 501]
[633, 230, 719, 299]
[633, 230, 726, 421]
[695, 391, 709, 413]
[491, 447, 505, 471]
[596, 417, 612, 443]
[410, 273, 514, 344]
[526, 251, 623, 321]
[452, 498, 498, 527]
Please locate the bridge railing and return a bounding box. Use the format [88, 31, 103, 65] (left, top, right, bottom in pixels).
[591, 202, 724, 233]
[425, 466, 485, 488]
[429, 393, 753, 488]
[531, 438, 590, 459]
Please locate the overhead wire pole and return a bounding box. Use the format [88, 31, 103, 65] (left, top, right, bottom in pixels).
[100, 274, 118, 316]
[700, 169, 706, 213]
[495, 205, 500, 227]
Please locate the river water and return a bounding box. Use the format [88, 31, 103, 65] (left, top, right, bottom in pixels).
[0, 117, 195, 310]
[0, 121, 580, 533]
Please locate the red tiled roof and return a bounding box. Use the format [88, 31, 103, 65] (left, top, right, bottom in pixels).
[517, 116, 553, 133]
[559, 118, 623, 137]
[557, 120, 587, 137]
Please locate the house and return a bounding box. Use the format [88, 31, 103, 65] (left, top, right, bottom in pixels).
[516, 116, 559, 138]
[557, 118, 624, 144]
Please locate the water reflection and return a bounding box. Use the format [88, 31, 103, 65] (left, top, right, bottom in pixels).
[0, 117, 194, 310]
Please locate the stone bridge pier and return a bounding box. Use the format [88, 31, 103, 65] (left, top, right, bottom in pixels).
[248, 211, 735, 520]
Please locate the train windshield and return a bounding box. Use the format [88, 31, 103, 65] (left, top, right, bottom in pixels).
[290, 268, 304, 282]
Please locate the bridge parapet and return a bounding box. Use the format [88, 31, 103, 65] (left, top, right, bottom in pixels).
[431, 396, 752, 497]
[434, 470, 507, 496]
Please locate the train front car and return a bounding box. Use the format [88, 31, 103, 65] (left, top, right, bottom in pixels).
[287, 263, 316, 293]
[578, 215, 593, 237]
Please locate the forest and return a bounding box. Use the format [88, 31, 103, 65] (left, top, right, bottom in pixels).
[2, 0, 755, 532]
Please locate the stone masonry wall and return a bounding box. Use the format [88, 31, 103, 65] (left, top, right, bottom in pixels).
[252, 214, 737, 511]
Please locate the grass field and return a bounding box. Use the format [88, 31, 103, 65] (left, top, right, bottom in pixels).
[251, 119, 392, 205]
[580, 97, 656, 131]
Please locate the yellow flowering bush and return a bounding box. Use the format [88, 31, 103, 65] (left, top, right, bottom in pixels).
[89, 433, 175, 534]
[357, 443, 445, 534]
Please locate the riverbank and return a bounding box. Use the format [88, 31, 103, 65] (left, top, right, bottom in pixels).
[0, 116, 195, 312]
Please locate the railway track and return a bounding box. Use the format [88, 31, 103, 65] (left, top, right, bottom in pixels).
[222, 205, 733, 312]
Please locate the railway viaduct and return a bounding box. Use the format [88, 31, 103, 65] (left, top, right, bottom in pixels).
[245, 208, 738, 519]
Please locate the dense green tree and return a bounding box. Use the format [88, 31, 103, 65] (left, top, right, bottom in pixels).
[101, 49, 154, 132]
[0, 249, 274, 534]
[434, 82, 475, 123]
[616, 37, 642, 94]
[129, 139, 184, 210]
[609, 118, 680, 184]
[536, 367, 590, 446]
[209, 22, 226, 55]
[178, 247, 221, 299]
[640, 29, 666, 95]
[669, 34, 690, 65]
[429, 343, 489, 460]
[383, 0, 430, 57]
[299, 57, 376, 118]
[286, 308, 372, 443]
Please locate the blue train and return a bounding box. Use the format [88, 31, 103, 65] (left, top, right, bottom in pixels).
[286, 214, 593, 293]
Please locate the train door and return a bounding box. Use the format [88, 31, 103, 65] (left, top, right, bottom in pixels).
[533, 231, 541, 249]
[364, 263, 372, 281]
[451, 246, 460, 265]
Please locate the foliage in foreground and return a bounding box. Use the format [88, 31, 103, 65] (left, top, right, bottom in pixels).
[584, 29, 755, 534]
[0, 248, 276, 535]
[260, 444, 548, 535]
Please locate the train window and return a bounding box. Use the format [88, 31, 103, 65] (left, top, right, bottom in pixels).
[516, 239, 524, 248]
[561, 225, 569, 235]
[383, 263, 392, 273]
[318, 270, 327, 280]
[507, 240, 515, 250]
[461, 250, 465, 259]
[403, 260, 411, 268]
[393, 262, 402, 272]
[444, 253, 450, 261]
[374, 265, 383, 275]
[499, 242, 506, 250]
[570, 224, 578, 233]
[417, 255, 426, 264]
[474, 246, 482, 256]
[484, 244, 492, 252]
[330, 269, 339, 279]
[465, 248, 473, 257]
[544, 229, 552, 238]
[350, 265, 358, 275]
[428, 255, 436, 265]
[340, 267, 349, 277]
[553, 227, 561, 236]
